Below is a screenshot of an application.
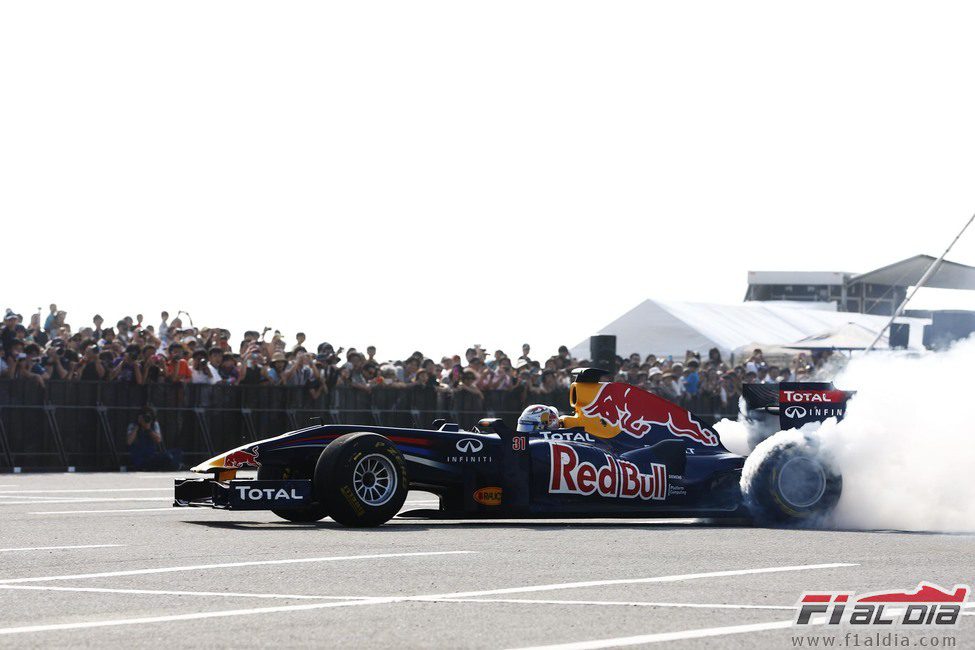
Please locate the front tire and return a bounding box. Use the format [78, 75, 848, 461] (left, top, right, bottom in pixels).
[256, 466, 330, 523]
[315, 432, 408, 527]
[742, 440, 841, 523]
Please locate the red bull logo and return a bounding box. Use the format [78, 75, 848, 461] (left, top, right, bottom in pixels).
[549, 443, 666, 500]
[223, 449, 259, 468]
[579, 383, 719, 446]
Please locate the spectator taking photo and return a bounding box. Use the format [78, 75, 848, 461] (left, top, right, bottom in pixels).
[125, 407, 181, 471]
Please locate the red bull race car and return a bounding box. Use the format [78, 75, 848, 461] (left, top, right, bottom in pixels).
[174, 368, 850, 527]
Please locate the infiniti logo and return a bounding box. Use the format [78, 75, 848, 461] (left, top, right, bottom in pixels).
[784, 406, 807, 419]
[456, 438, 484, 453]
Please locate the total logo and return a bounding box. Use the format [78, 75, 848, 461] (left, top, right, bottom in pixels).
[235, 486, 305, 501]
[549, 443, 666, 501]
[538, 431, 597, 443]
[447, 437, 493, 464]
[781, 390, 845, 404]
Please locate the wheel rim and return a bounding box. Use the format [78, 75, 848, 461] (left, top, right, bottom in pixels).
[776, 456, 827, 509]
[352, 454, 397, 506]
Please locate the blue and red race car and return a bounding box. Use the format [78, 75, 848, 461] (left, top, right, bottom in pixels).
[174, 368, 849, 527]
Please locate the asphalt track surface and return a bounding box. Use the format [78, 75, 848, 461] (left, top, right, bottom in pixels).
[0, 473, 972, 649]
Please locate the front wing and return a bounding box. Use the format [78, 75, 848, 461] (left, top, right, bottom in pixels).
[174, 478, 313, 510]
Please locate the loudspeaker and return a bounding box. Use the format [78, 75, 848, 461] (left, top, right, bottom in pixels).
[589, 335, 617, 375]
[888, 323, 910, 350]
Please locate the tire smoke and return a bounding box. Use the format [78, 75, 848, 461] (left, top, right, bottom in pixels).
[814, 337, 975, 532]
[713, 418, 751, 456]
[722, 336, 975, 533]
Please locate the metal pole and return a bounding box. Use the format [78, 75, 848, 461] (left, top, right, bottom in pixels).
[865, 211, 975, 352]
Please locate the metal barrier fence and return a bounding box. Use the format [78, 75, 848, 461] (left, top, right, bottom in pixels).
[0, 379, 736, 471]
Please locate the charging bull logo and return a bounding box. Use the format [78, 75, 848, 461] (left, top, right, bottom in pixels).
[549, 443, 666, 500]
[223, 449, 259, 468]
[579, 383, 719, 446]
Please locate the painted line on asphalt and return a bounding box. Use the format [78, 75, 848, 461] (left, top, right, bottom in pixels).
[420, 563, 858, 599]
[0, 584, 797, 610]
[0, 494, 169, 500]
[0, 488, 169, 494]
[0, 550, 475, 584]
[0, 545, 125, 553]
[0, 597, 397, 636]
[0, 585, 373, 600]
[0, 495, 108, 500]
[28, 508, 184, 515]
[0, 562, 844, 636]
[504, 619, 801, 649]
[2, 498, 171, 505]
[421, 597, 795, 610]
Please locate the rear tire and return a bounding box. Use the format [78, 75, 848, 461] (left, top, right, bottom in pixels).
[256, 466, 330, 523]
[742, 440, 841, 523]
[314, 432, 408, 527]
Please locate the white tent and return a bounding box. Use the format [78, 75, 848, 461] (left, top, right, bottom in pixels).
[784, 322, 890, 350]
[570, 299, 929, 360]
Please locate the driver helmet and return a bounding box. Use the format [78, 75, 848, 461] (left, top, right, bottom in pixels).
[516, 404, 561, 433]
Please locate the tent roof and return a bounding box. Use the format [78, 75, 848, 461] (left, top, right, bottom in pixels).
[730, 341, 803, 367]
[849, 255, 975, 289]
[783, 322, 887, 350]
[570, 299, 929, 359]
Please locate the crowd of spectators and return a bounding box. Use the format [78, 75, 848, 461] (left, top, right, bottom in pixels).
[607, 346, 839, 413]
[1, 305, 840, 414]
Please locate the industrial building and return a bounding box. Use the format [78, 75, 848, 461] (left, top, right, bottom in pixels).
[573, 254, 975, 359]
[744, 254, 975, 316]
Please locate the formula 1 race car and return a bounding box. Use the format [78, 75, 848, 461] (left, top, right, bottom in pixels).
[173, 369, 852, 527]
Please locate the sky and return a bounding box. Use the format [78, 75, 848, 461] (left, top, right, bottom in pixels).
[2, 1, 974, 361]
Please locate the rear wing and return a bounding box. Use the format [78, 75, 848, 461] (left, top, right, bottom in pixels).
[742, 382, 854, 430]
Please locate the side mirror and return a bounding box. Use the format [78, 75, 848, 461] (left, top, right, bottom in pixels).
[477, 418, 512, 435]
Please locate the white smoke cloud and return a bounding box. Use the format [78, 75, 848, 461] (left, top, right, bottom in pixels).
[733, 336, 975, 533]
[713, 417, 751, 457]
[816, 337, 975, 532]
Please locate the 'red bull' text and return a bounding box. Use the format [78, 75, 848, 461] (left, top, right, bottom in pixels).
[548, 442, 666, 500]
